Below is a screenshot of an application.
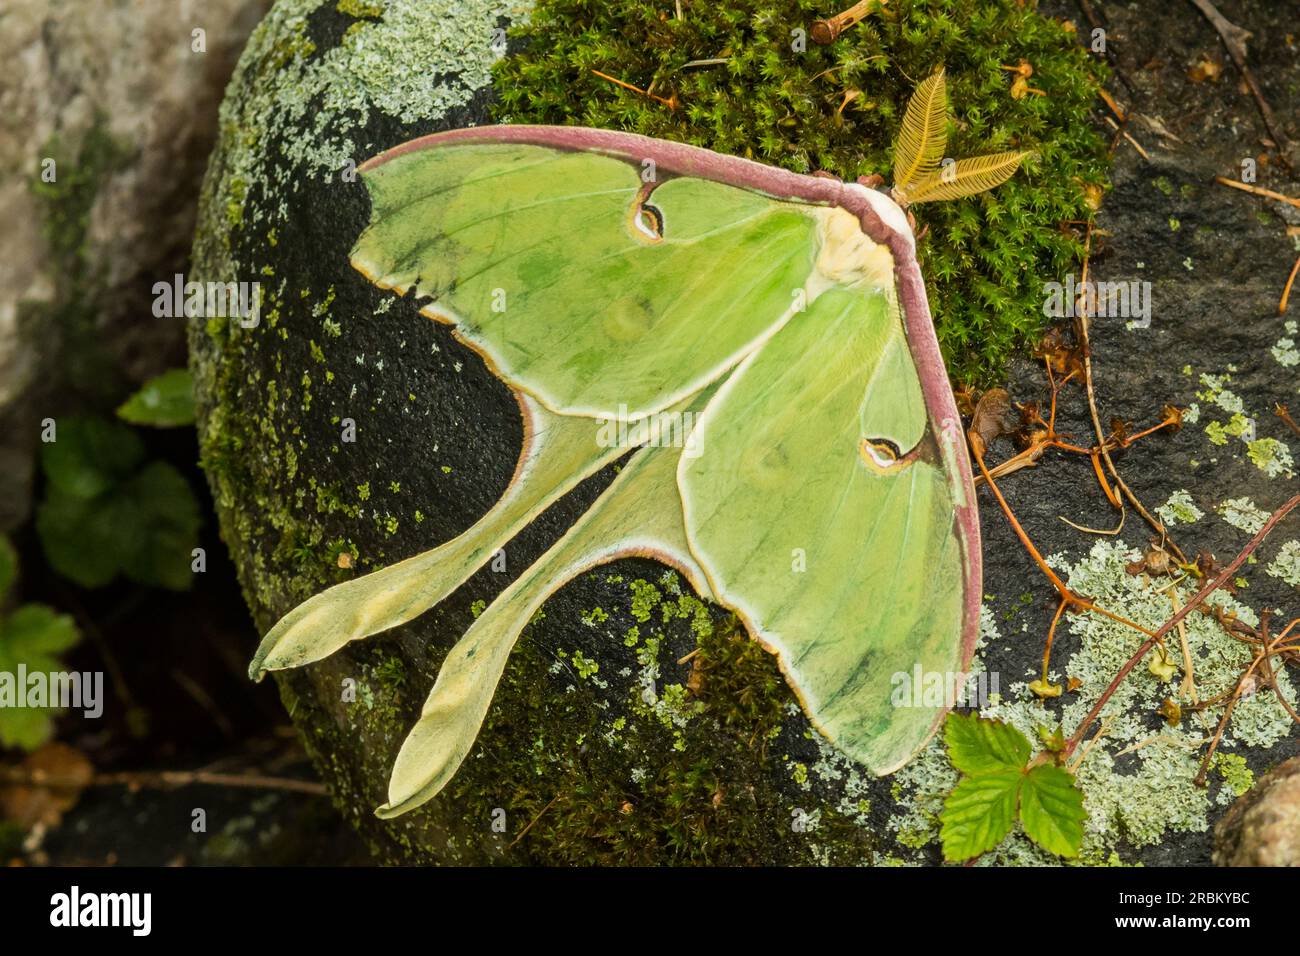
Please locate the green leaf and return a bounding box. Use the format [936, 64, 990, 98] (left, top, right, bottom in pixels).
[940, 769, 1021, 862]
[116, 368, 196, 427]
[40, 417, 145, 499]
[0, 603, 82, 751]
[4, 605, 81, 658]
[944, 711, 1031, 774]
[1019, 764, 1086, 858]
[0, 534, 16, 600]
[115, 461, 203, 591]
[37, 486, 133, 588]
[36, 418, 201, 591]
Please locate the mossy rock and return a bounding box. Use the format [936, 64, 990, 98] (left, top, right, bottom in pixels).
[189, 0, 1110, 864]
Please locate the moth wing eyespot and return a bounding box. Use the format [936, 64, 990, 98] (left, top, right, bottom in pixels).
[630, 202, 664, 242]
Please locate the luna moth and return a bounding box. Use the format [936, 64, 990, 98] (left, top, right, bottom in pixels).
[249, 121, 987, 818]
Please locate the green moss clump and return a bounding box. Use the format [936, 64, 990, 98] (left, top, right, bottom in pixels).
[441, 596, 872, 865]
[493, 0, 1110, 384]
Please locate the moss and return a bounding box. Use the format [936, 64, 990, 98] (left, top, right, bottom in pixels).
[420, 573, 875, 865]
[493, 0, 1111, 384]
[31, 121, 128, 270]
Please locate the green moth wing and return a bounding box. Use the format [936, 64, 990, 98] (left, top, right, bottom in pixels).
[249, 395, 620, 678]
[680, 285, 964, 774]
[253, 125, 982, 816]
[380, 396, 717, 818]
[352, 142, 819, 420]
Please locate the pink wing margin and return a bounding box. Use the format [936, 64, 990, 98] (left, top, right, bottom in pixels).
[360, 124, 984, 752]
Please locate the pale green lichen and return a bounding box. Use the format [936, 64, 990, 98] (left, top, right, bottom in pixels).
[1273, 321, 1299, 368]
[886, 543, 1296, 865]
[1156, 490, 1203, 526]
[207, 0, 528, 236]
[1267, 541, 1300, 588]
[1217, 497, 1271, 535]
[1246, 437, 1295, 478]
[1212, 753, 1254, 799]
[1196, 373, 1246, 416]
[1204, 412, 1251, 447]
[570, 650, 599, 681]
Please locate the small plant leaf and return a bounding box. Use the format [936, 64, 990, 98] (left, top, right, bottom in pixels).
[905, 150, 1035, 203]
[944, 711, 1031, 774]
[1019, 763, 1086, 858]
[40, 417, 144, 500]
[892, 68, 948, 189]
[36, 417, 201, 591]
[116, 368, 196, 427]
[0, 604, 82, 751]
[940, 768, 1020, 862]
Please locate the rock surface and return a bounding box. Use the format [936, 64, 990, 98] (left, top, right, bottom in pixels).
[189, 0, 1299, 864]
[1214, 755, 1300, 865]
[0, 0, 268, 530]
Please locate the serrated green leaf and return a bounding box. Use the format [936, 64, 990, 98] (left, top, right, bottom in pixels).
[116, 368, 196, 427]
[40, 417, 145, 499]
[1020, 764, 1086, 857]
[116, 461, 203, 591]
[3, 605, 81, 658]
[944, 711, 1031, 774]
[0, 534, 16, 599]
[37, 487, 132, 588]
[940, 768, 1021, 862]
[36, 422, 201, 591]
[0, 603, 82, 752]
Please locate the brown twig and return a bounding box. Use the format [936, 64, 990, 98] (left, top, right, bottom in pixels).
[1277, 404, 1300, 438]
[1074, 222, 1188, 565]
[1187, 0, 1295, 171]
[507, 794, 561, 849]
[811, 0, 883, 45]
[0, 766, 328, 796]
[971, 441, 1156, 640]
[590, 70, 679, 110]
[1281, 251, 1300, 314]
[1214, 176, 1300, 210]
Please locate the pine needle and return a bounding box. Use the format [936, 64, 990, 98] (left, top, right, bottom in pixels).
[892, 69, 948, 189]
[905, 150, 1034, 203]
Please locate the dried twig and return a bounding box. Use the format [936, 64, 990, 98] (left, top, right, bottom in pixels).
[0, 766, 328, 796]
[1214, 176, 1300, 211]
[1188, 0, 1295, 170]
[1074, 223, 1188, 564]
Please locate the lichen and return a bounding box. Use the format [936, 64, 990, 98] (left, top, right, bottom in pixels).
[1217, 497, 1271, 535]
[888, 543, 1296, 865]
[1267, 541, 1300, 588]
[1156, 489, 1203, 526]
[1245, 437, 1295, 479]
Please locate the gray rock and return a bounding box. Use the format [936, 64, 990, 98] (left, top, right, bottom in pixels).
[0, 0, 268, 530]
[1215, 756, 1300, 865]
